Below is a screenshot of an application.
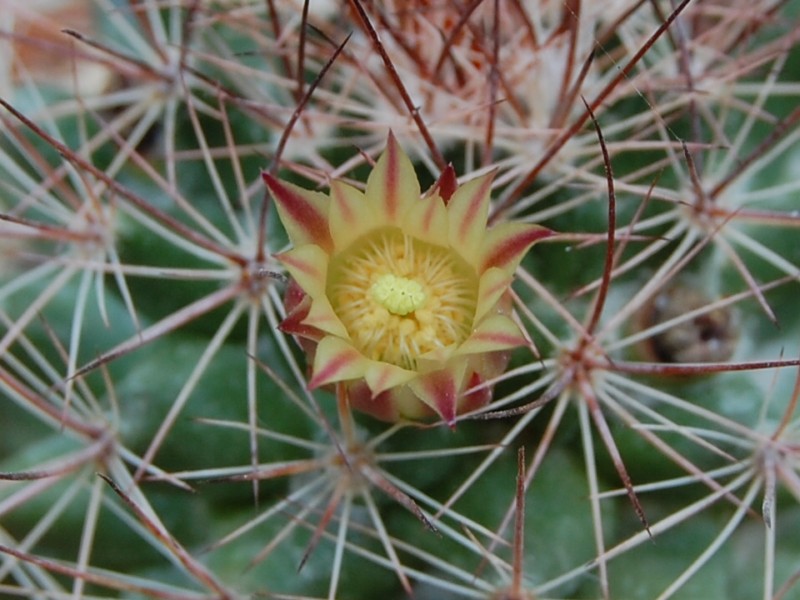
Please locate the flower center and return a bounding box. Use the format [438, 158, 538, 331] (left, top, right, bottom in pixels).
[327, 227, 478, 370]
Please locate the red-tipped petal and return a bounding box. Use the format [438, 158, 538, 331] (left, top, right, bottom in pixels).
[365, 131, 419, 223]
[475, 267, 513, 322]
[480, 223, 553, 273]
[364, 361, 416, 397]
[283, 278, 308, 315]
[347, 381, 402, 422]
[303, 297, 349, 339]
[461, 371, 492, 414]
[426, 163, 458, 204]
[279, 293, 322, 341]
[276, 245, 328, 298]
[329, 181, 377, 250]
[402, 190, 448, 245]
[309, 337, 366, 389]
[263, 173, 333, 251]
[457, 315, 527, 356]
[349, 381, 436, 422]
[409, 368, 462, 428]
[447, 171, 495, 264]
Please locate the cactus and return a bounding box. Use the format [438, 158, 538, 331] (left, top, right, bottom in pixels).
[2, 1, 800, 598]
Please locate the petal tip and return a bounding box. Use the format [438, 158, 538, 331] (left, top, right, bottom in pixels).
[481, 224, 554, 272]
[427, 163, 458, 204]
[264, 174, 333, 250]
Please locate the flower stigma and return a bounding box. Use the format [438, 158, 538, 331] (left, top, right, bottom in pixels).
[371, 274, 426, 316]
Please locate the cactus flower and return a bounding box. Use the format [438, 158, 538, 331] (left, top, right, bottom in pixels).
[264, 134, 550, 424]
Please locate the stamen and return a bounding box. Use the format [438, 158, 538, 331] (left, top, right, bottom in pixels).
[327, 227, 478, 369]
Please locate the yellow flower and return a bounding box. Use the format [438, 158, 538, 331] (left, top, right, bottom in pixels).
[264, 133, 550, 424]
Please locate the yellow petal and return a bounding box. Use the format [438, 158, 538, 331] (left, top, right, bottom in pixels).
[303, 297, 349, 339]
[365, 131, 420, 225]
[474, 266, 513, 322]
[309, 336, 368, 389]
[329, 181, 379, 251]
[402, 192, 448, 246]
[364, 361, 416, 397]
[416, 343, 458, 368]
[456, 314, 527, 356]
[277, 245, 328, 298]
[446, 171, 494, 264]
